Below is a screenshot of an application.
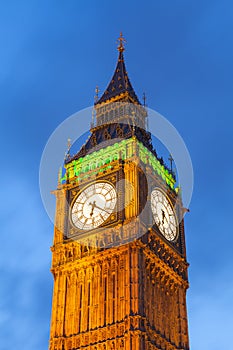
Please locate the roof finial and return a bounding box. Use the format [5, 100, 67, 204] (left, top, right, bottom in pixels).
[67, 138, 72, 153]
[168, 153, 174, 173]
[58, 166, 62, 185]
[95, 85, 99, 102]
[143, 92, 147, 107]
[65, 138, 72, 161]
[117, 32, 126, 52]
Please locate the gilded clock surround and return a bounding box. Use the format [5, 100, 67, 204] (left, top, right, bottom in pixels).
[49, 36, 190, 350]
[151, 187, 178, 242]
[70, 180, 117, 231]
[66, 169, 124, 241]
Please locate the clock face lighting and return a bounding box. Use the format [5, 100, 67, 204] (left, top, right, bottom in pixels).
[151, 188, 178, 241]
[71, 182, 117, 230]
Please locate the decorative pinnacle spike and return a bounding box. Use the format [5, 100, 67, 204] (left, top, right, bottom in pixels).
[117, 32, 126, 52]
[143, 92, 146, 107]
[67, 138, 71, 153]
[168, 153, 174, 173]
[64, 138, 72, 161]
[95, 85, 99, 102]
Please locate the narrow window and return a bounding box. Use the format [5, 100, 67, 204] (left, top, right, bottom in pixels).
[87, 281, 91, 330]
[78, 284, 82, 333]
[103, 277, 107, 326]
[112, 274, 116, 323]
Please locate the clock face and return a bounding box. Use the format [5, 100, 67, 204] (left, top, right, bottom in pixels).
[151, 188, 178, 241]
[71, 182, 117, 230]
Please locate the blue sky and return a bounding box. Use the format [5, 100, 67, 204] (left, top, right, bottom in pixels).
[1, 1, 233, 349]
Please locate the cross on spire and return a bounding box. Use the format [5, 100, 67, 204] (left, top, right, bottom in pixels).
[117, 32, 126, 52]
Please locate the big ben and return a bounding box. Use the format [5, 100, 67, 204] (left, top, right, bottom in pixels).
[49, 34, 190, 350]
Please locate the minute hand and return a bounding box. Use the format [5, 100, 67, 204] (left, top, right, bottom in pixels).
[93, 203, 111, 214]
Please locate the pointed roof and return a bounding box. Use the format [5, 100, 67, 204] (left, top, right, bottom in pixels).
[95, 33, 141, 105]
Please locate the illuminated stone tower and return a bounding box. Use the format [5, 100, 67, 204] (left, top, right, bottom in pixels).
[49, 34, 190, 350]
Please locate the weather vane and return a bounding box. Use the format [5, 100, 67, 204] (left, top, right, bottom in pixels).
[117, 32, 126, 52]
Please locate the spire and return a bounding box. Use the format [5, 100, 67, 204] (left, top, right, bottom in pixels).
[95, 33, 141, 105]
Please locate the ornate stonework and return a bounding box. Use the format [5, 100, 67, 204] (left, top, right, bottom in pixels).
[49, 37, 190, 350]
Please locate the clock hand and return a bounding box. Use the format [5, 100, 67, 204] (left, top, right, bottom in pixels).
[92, 202, 111, 214]
[161, 209, 172, 225]
[89, 201, 96, 217]
[82, 218, 88, 229]
[161, 209, 166, 224]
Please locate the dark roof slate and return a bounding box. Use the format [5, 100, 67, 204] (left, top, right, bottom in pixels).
[95, 51, 140, 105]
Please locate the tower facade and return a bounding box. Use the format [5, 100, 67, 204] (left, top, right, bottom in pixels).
[49, 36, 190, 350]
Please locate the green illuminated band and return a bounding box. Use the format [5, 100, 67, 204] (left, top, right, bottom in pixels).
[60, 138, 176, 190]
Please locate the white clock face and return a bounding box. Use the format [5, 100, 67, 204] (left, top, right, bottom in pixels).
[151, 188, 178, 241]
[71, 182, 117, 230]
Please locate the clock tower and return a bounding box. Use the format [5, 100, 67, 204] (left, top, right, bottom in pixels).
[49, 35, 190, 350]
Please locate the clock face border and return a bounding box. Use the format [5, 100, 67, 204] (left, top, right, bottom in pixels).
[151, 187, 179, 242]
[69, 180, 118, 233]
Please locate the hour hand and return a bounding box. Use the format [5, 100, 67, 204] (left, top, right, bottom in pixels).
[89, 201, 96, 217]
[161, 209, 166, 224]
